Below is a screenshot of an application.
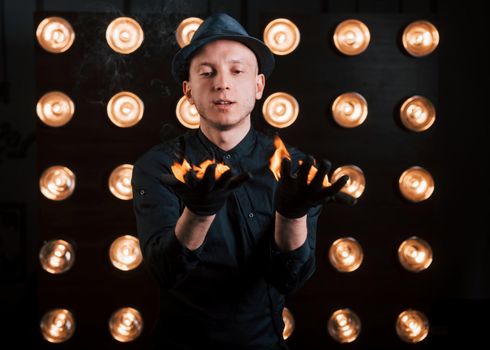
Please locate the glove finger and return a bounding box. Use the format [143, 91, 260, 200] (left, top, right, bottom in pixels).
[160, 173, 180, 186]
[297, 155, 315, 184]
[280, 157, 293, 181]
[215, 169, 234, 189]
[184, 169, 198, 189]
[333, 192, 358, 206]
[320, 174, 349, 197]
[310, 159, 331, 189]
[200, 163, 217, 191]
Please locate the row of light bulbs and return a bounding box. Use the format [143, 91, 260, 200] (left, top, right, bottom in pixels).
[36, 16, 439, 57]
[40, 236, 142, 274]
[39, 234, 432, 275]
[36, 89, 436, 132]
[39, 305, 428, 344]
[39, 163, 435, 203]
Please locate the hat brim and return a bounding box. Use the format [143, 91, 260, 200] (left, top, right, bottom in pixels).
[171, 34, 275, 83]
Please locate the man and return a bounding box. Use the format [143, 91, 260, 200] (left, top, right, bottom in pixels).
[131, 13, 354, 350]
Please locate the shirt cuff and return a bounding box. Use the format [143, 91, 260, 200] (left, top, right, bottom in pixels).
[270, 237, 312, 267]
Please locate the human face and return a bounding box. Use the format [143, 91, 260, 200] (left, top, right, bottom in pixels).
[183, 40, 265, 131]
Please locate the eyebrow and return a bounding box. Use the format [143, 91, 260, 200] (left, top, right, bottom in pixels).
[197, 59, 247, 67]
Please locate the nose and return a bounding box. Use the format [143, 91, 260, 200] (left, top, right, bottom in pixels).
[213, 71, 231, 91]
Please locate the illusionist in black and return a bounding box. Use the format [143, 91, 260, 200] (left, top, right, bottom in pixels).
[131, 13, 354, 350]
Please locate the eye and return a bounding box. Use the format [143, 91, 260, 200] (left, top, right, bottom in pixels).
[200, 71, 212, 77]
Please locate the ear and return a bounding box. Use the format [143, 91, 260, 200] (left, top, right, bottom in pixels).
[255, 73, 265, 100]
[183, 80, 194, 104]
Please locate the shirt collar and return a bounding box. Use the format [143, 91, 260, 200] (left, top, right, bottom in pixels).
[196, 127, 256, 160]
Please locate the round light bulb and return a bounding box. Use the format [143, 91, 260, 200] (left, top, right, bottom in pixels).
[39, 239, 75, 274]
[36, 17, 75, 53]
[262, 92, 299, 128]
[402, 20, 439, 57]
[176, 17, 203, 48]
[263, 18, 300, 55]
[176, 96, 200, 129]
[108, 164, 133, 200]
[398, 236, 433, 272]
[331, 165, 365, 199]
[396, 309, 429, 342]
[107, 91, 144, 127]
[109, 307, 143, 342]
[39, 165, 76, 201]
[109, 235, 143, 271]
[329, 237, 363, 272]
[328, 308, 361, 343]
[332, 92, 368, 127]
[399, 166, 434, 202]
[40, 308, 76, 343]
[36, 91, 75, 127]
[400, 95, 436, 132]
[106, 17, 144, 54]
[333, 19, 370, 55]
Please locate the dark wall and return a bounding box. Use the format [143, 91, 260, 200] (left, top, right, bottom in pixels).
[0, 0, 488, 349]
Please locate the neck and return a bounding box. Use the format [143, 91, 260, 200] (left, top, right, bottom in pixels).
[200, 118, 251, 151]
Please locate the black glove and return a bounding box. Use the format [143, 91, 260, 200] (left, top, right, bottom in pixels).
[275, 155, 356, 219]
[160, 163, 250, 216]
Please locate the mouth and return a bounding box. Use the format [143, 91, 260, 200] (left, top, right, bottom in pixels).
[213, 99, 236, 110]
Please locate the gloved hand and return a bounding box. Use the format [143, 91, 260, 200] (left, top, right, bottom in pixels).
[275, 155, 356, 219]
[160, 163, 250, 216]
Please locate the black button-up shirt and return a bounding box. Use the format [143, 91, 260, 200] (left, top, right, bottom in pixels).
[131, 127, 322, 349]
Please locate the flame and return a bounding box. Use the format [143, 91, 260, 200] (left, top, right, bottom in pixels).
[171, 159, 230, 183]
[269, 135, 291, 181]
[269, 135, 330, 187]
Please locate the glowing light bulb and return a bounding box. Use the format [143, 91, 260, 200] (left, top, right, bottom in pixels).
[176, 96, 200, 129]
[328, 308, 361, 343]
[39, 165, 76, 201]
[331, 92, 368, 128]
[176, 17, 203, 48]
[36, 17, 75, 53]
[398, 236, 433, 272]
[262, 92, 299, 128]
[396, 309, 429, 342]
[109, 235, 143, 271]
[109, 307, 143, 342]
[107, 91, 144, 127]
[39, 239, 75, 274]
[399, 166, 434, 202]
[263, 18, 300, 55]
[333, 19, 370, 55]
[109, 164, 133, 200]
[329, 237, 363, 272]
[106, 17, 144, 54]
[331, 165, 365, 199]
[40, 309, 75, 343]
[400, 95, 436, 132]
[402, 20, 439, 57]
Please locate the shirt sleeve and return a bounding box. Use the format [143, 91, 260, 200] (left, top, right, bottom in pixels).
[266, 204, 322, 295]
[131, 156, 204, 289]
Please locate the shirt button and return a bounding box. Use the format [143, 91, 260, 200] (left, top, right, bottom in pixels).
[139, 189, 145, 195]
[248, 212, 254, 218]
[224, 154, 231, 160]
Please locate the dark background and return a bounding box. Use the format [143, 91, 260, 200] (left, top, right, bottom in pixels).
[1, 0, 488, 349]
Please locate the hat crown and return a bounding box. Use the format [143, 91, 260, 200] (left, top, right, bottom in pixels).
[191, 13, 249, 42]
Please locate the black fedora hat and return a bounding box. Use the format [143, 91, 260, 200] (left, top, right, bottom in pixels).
[171, 13, 275, 84]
